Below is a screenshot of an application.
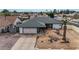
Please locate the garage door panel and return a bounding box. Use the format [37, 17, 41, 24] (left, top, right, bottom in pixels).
[23, 28, 37, 34]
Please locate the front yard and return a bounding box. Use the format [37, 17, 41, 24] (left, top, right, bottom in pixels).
[0, 33, 37, 50]
[36, 29, 79, 49]
[0, 29, 79, 50]
[0, 33, 20, 50]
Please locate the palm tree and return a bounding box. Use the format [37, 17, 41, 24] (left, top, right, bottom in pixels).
[62, 19, 68, 43]
[62, 15, 71, 43]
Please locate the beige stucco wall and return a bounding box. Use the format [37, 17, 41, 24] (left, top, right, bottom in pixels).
[19, 28, 23, 33]
[0, 28, 2, 33]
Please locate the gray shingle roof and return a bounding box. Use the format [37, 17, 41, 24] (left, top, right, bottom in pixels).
[32, 17, 62, 24]
[17, 17, 62, 28]
[17, 19, 46, 28]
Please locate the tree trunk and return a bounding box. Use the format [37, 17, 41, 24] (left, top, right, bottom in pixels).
[62, 24, 69, 43]
[34, 36, 39, 48]
[63, 25, 67, 42]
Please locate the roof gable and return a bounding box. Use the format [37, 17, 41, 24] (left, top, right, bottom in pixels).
[17, 17, 62, 28]
[17, 19, 46, 28]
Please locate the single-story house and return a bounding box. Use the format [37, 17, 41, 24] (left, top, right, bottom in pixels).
[0, 16, 20, 33]
[17, 17, 62, 34]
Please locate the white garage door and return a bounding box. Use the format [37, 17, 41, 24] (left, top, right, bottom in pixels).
[23, 28, 37, 34]
[19, 28, 37, 34]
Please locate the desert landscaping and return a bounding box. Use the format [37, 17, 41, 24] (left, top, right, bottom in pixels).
[36, 29, 79, 49]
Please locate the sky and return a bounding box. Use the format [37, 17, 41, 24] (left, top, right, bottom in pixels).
[0, 0, 79, 9]
[0, 9, 50, 12]
[0, 9, 79, 12]
[0, 0, 79, 12]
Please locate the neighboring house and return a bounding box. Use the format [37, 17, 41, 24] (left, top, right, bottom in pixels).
[0, 16, 18, 33]
[54, 16, 63, 21]
[17, 17, 62, 34]
[18, 15, 30, 21]
[13, 17, 22, 25]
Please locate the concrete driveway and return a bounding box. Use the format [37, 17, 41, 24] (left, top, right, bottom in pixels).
[11, 35, 36, 50]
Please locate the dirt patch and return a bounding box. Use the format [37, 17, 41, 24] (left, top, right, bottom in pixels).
[36, 29, 79, 50]
[0, 33, 20, 50]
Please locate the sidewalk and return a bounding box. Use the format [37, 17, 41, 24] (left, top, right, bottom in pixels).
[11, 36, 36, 50]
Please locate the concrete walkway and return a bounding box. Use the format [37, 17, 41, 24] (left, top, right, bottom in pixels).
[11, 36, 36, 50]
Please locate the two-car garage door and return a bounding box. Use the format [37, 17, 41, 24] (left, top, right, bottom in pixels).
[19, 28, 37, 34]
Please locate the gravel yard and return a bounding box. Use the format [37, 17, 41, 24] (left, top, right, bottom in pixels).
[0, 33, 20, 50]
[36, 29, 79, 49]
